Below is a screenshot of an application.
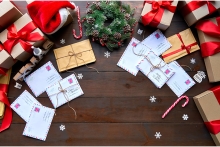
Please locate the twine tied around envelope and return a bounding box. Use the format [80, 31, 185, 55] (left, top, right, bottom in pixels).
[132, 43, 168, 77]
[56, 45, 99, 75]
[48, 82, 77, 120]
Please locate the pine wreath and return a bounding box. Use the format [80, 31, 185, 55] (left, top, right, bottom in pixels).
[82, 1, 137, 51]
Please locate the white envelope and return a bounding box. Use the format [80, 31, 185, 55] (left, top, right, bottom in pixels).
[117, 38, 151, 76]
[25, 61, 62, 97]
[46, 74, 84, 108]
[137, 51, 175, 88]
[10, 90, 42, 122]
[23, 104, 55, 141]
[141, 29, 171, 56]
[166, 61, 195, 97]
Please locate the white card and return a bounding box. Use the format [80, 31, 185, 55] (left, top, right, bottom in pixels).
[166, 61, 195, 97]
[25, 61, 62, 97]
[137, 51, 175, 88]
[10, 90, 42, 122]
[117, 38, 151, 76]
[23, 104, 55, 141]
[46, 74, 84, 108]
[142, 29, 171, 56]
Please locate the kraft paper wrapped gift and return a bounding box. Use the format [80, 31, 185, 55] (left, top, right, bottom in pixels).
[194, 86, 220, 146]
[0, 13, 47, 62]
[0, 69, 11, 119]
[178, 1, 220, 26]
[162, 28, 200, 63]
[54, 39, 96, 72]
[196, 17, 220, 83]
[140, 1, 178, 30]
[0, 1, 22, 31]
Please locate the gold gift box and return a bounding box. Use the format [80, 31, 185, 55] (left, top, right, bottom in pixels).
[162, 28, 200, 63]
[0, 69, 11, 119]
[54, 39, 96, 72]
[197, 17, 220, 83]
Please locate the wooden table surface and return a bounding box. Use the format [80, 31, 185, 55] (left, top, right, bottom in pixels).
[1, 1, 219, 146]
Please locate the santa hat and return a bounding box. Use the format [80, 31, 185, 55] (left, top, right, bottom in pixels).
[27, 1, 76, 35]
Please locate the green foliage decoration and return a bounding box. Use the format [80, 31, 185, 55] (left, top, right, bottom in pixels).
[82, 1, 137, 51]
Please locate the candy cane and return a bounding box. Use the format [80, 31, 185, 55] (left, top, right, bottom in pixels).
[162, 95, 189, 119]
[72, 6, 83, 40]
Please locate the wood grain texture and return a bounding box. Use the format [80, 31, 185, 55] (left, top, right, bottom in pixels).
[1, 1, 220, 146]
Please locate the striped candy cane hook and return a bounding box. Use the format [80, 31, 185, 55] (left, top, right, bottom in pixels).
[162, 95, 189, 119]
[72, 6, 83, 40]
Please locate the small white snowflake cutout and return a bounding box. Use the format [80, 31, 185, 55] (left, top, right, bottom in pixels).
[149, 96, 156, 103]
[14, 82, 22, 89]
[60, 39, 65, 44]
[182, 114, 188, 120]
[60, 124, 65, 131]
[104, 51, 110, 58]
[190, 58, 196, 64]
[77, 73, 83, 79]
[155, 132, 162, 139]
[137, 29, 143, 35]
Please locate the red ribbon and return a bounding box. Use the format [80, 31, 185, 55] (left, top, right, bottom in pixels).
[162, 33, 198, 59]
[0, 68, 8, 76]
[180, 1, 216, 17]
[0, 84, 12, 132]
[204, 86, 220, 135]
[3, 21, 44, 54]
[196, 17, 220, 57]
[142, 1, 176, 26]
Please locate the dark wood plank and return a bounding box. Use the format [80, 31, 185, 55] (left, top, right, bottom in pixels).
[9, 96, 204, 123]
[1, 123, 215, 146]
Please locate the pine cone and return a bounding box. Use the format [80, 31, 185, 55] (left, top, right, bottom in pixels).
[94, 1, 101, 10]
[87, 17, 95, 24]
[123, 24, 131, 33]
[102, 34, 108, 41]
[92, 30, 99, 37]
[86, 8, 93, 14]
[120, 8, 126, 13]
[125, 13, 130, 20]
[114, 33, 121, 39]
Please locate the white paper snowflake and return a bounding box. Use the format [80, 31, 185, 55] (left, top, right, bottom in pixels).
[182, 114, 188, 120]
[77, 73, 83, 79]
[149, 96, 156, 103]
[137, 29, 143, 35]
[60, 124, 65, 131]
[190, 58, 196, 64]
[60, 39, 65, 44]
[155, 132, 162, 139]
[104, 51, 110, 58]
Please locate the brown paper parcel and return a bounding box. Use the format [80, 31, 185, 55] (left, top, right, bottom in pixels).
[178, 1, 220, 26]
[162, 28, 200, 63]
[197, 17, 220, 83]
[54, 39, 96, 72]
[0, 49, 16, 70]
[0, 13, 47, 62]
[0, 1, 22, 31]
[194, 89, 220, 146]
[0, 69, 11, 119]
[139, 1, 178, 30]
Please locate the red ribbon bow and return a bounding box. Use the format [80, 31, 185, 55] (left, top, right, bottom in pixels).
[181, 1, 216, 17]
[204, 86, 220, 135]
[142, 1, 176, 26]
[162, 33, 198, 59]
[3, 21, 44, 54]
[0, 84, 12, 132]
[196, 17, 220, 57]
